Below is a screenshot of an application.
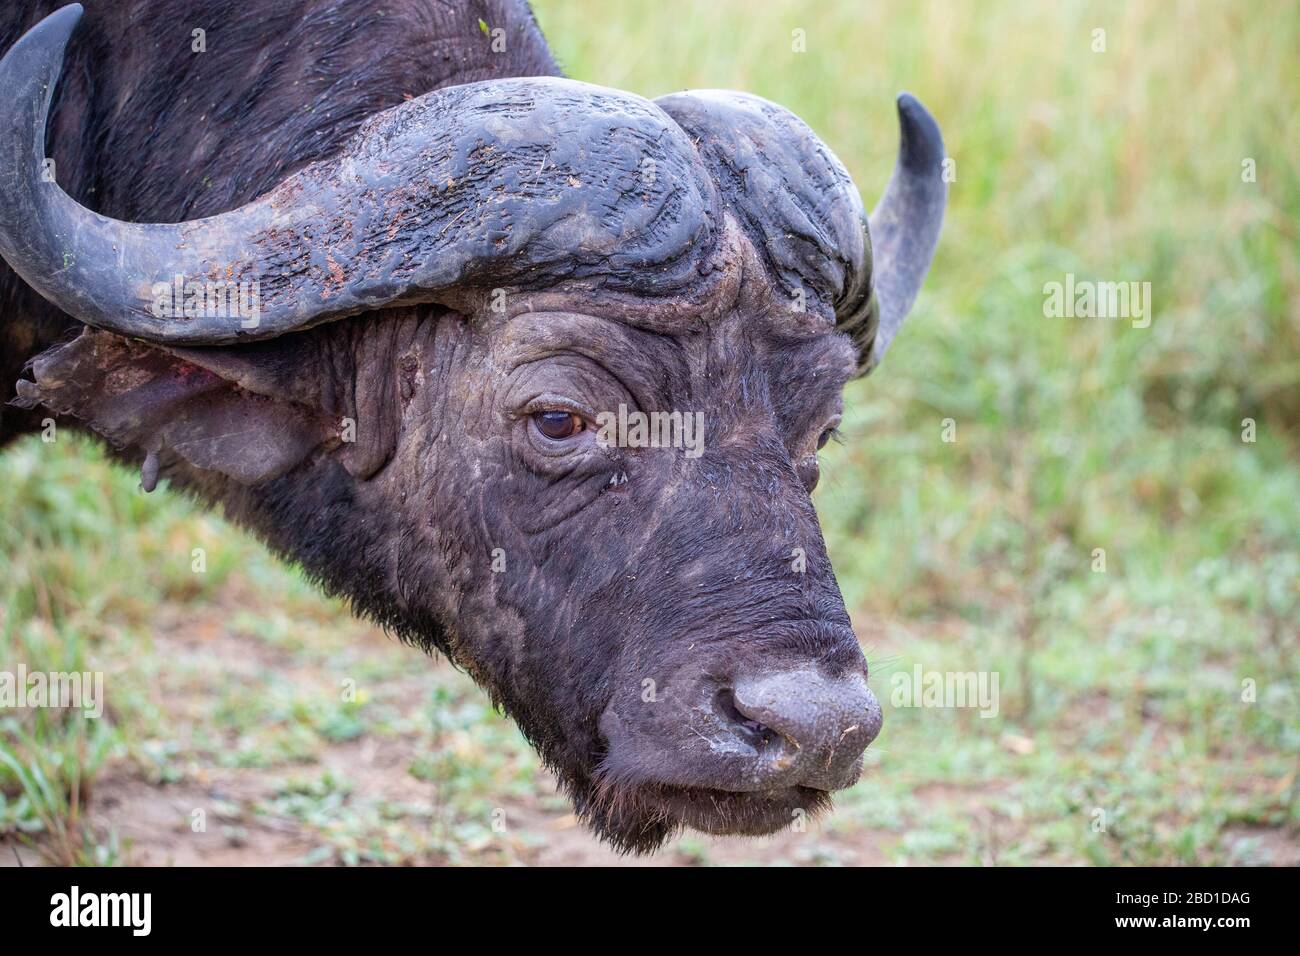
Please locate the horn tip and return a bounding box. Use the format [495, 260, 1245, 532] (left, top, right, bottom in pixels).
[12, 4, 84, 66]
[55, 3, 85, 31]
[893, 91, 945, 174]
[43, 3, 84, 28]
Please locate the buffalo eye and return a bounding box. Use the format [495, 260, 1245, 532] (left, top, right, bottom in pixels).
[816, 427, 838, 451]
[532, 410, 586, 441]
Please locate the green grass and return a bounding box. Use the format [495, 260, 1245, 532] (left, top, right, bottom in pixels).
[2, 0, 1298, 865]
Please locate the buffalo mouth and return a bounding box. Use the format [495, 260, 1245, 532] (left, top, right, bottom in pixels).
[647, 782, 834, 836]
[588, 629, 878, 850]
[585, 775, 835, 849]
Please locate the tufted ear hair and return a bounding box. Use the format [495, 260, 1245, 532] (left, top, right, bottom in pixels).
[656, 89, 946, 374]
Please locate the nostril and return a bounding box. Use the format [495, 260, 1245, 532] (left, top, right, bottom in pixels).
[714, 688, 779, 748]
[727, 667, 881, 788]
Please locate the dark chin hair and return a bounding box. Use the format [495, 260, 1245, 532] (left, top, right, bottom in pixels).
[567, 776, 834, 856]
[570, 778, 682, 856]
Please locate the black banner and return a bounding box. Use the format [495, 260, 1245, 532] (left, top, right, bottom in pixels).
[0, 865, 1286, 941]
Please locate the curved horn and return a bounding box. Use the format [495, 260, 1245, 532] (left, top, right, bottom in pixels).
[865, 92, 947, 364]
[652, 88, 946, 375]
[0, 5, 719, 344]
[654, 89, 870, 335]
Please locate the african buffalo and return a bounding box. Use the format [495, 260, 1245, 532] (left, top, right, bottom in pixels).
[0, 0, 944, 852]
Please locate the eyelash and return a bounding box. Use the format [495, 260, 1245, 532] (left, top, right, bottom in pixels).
[521, 395, 596, 421]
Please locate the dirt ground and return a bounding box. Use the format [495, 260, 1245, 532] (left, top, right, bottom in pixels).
[3, 592, 899, 867]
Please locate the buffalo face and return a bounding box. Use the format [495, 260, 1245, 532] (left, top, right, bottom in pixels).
[0, 7, 944, 851]
[400, 270, 882, 850]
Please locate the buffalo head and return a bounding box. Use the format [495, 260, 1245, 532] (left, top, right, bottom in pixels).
[0, 5, 945, 851]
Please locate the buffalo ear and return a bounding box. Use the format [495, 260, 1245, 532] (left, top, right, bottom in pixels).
[14, 329, 342, 486]
[162, 316, 413, 482]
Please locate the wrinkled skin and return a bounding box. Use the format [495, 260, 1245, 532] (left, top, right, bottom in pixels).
[0, 1, 944, 853]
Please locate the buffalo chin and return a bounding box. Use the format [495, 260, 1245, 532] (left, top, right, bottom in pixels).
[576, 779, 833, 854]
[661, 784, 833, 836]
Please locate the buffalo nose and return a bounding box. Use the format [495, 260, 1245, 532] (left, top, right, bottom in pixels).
[723, 668, 882, 790]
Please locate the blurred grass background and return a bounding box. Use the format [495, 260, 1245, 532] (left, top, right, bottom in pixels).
[2, 0, 1297, 865]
